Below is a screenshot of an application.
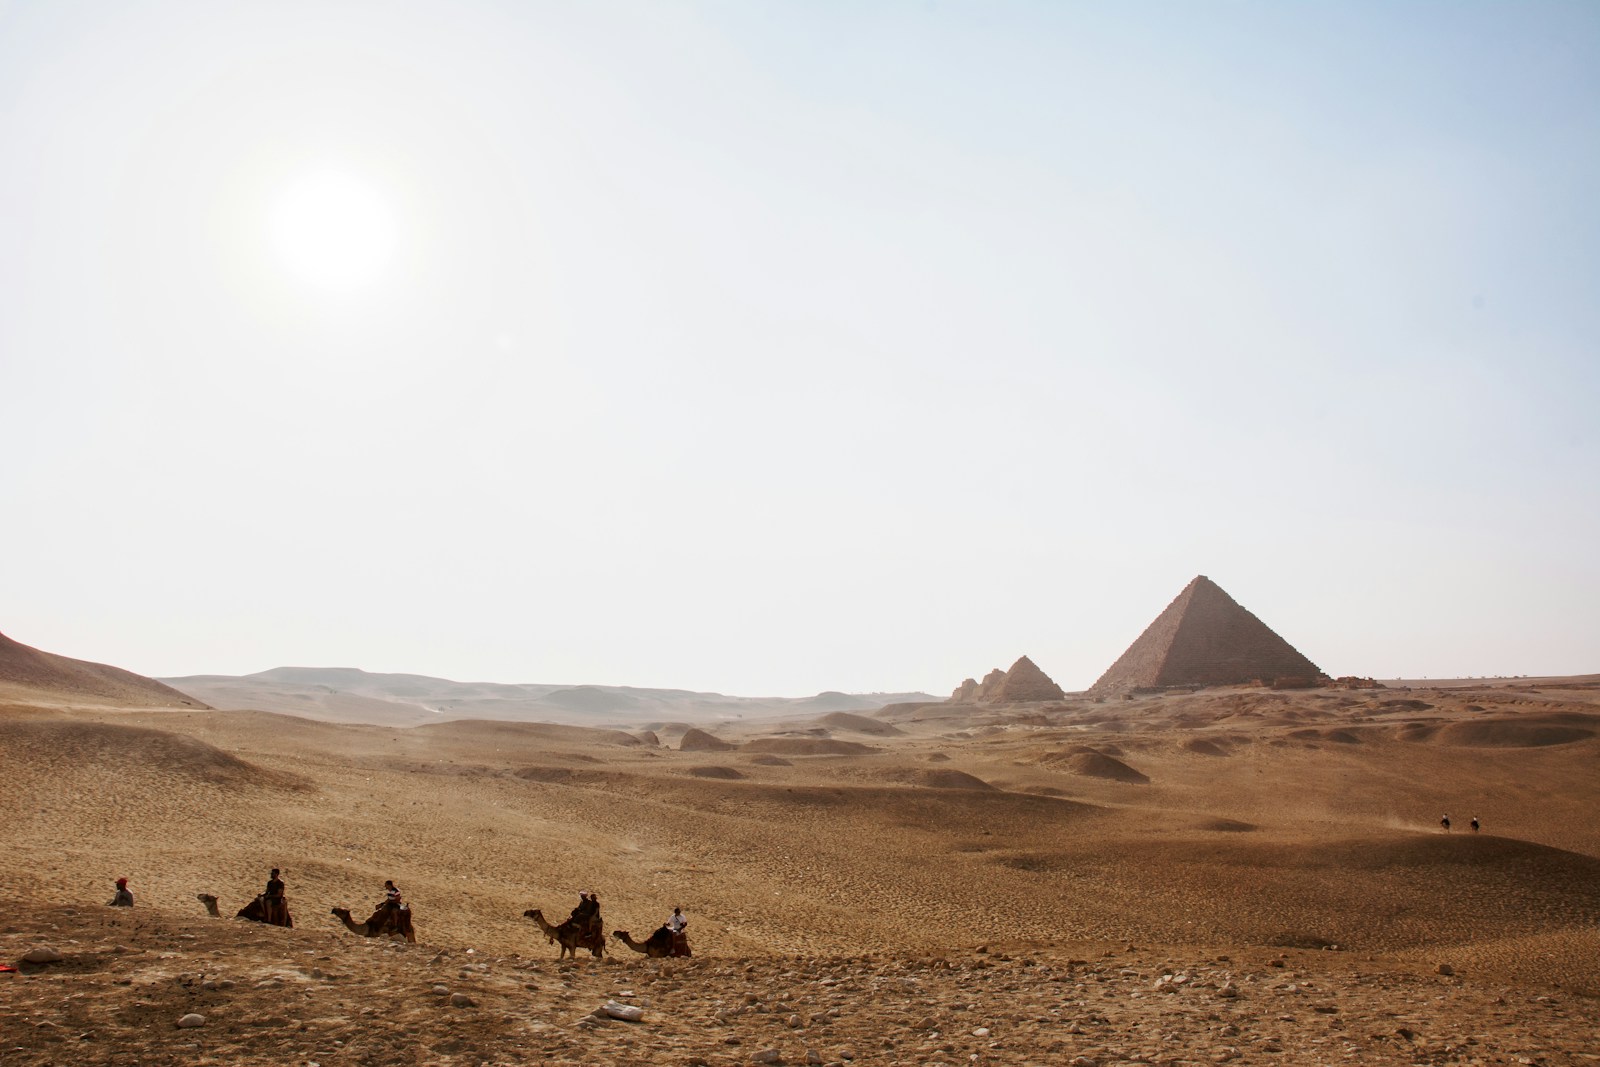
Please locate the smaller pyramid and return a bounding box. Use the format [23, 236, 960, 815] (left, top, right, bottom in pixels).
[1090, 576, 1322, 694]
[949, 655, 1066, 703]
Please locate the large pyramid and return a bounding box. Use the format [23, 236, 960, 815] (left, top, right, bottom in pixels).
[949, 655, 1067, 703]
[1089, 576, 1323, 694]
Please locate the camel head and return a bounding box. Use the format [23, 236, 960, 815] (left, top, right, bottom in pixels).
[524, 908, 544, 921]
[330, 907, 352, 920]
[196, 893, 220, 917]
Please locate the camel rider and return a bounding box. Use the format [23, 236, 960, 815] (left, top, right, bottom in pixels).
[382, 880, 402, 912]
[666, 906, 687, 952]
[263, 868, 287, 926]
[571, 891, 602, 942]
[108, 877, 133, 907]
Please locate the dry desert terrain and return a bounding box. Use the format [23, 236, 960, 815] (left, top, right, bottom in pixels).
[3, 675, 1600, 1065]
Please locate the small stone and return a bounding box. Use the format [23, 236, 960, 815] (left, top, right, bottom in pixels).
[449, 993, 475, 1007]
[806, 1052, 823, 1066]
[22, 947, 63, 964]
[1437, 963, 1455, 976]
[432, 985, 450, 996]
[972, 1027, 990, 1037]
[787, 1014, 804, 1029]
[176, 1013, 206, 1028]
[751, 1050, 781, 1065]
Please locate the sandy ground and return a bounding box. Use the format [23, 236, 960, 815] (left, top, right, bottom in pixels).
[3, 680, 1599, 1064]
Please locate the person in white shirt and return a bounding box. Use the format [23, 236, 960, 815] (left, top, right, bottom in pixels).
[665, 906, 688, 952]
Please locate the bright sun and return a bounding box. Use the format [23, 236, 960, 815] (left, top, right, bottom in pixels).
[268, 169, 398, 291]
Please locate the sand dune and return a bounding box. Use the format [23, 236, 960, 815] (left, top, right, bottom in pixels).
[739, 737, 879, 756]
[4, 674, 1599, 1063]
[0, 630, 204, 709]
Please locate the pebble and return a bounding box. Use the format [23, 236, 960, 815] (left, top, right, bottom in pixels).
[449, 993, 475, 1007]
[22, 947, 62, 964]
[176, 1013, 206, 1028]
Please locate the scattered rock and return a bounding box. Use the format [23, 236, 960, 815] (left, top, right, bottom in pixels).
[449, 993, 475, 1007]
[21, 947, 62, 964]
[1437, 963, 1455, 976]
[601, 1000, 645, 1022]
[176, 1013, 205, 1028]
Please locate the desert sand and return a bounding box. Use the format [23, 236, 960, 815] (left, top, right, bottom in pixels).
[4, 669, 1600, 1064]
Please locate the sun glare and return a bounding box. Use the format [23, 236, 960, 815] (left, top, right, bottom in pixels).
[268, 169, 398, 291]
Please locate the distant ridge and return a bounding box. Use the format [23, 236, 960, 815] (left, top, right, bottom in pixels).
[160, 665, 936, 728]
[0, 631, 207, 708]
[1090, 576, 1323, 694]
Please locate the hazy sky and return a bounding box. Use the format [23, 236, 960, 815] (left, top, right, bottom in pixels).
[3, 1, 1597, 695]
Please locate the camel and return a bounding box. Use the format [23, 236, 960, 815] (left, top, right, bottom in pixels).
[524, 908, 604, 959]
[197, 893, 293, 927]
[331, 905, 416, 943]
[612, 927, 691, 958]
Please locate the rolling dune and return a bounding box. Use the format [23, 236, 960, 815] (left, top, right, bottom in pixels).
[4, 676, 1599, 1063]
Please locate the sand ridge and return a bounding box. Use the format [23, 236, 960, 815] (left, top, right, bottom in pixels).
[3, 679, 1600, 1062]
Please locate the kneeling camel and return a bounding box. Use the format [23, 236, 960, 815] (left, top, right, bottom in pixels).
[331, 905, 416, 943]
[612, 927, 691, 958]
[197, 893, 293, 927]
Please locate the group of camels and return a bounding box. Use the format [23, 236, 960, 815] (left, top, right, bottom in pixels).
[524, 907, 692, 960]
[196, 893, 416, 943]
[194, 892, 690, 958]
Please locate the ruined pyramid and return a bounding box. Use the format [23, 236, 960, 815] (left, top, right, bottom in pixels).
[950, 655, 1066, 703]
[1089, 576, 1323, 694]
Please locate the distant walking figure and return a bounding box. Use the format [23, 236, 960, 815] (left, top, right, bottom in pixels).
[1440, 814, 1451, 832]
[108, 877, 133, 907]
[1470, 817, 1480, 832]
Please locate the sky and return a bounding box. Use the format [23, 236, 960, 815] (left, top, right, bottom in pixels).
[3, 0, 1598, 696]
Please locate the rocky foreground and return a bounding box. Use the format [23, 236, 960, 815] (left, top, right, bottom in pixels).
[3, 901, 1595, 1067]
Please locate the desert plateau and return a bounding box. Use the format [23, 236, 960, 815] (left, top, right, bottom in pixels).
[3, 623, 1600, 1067]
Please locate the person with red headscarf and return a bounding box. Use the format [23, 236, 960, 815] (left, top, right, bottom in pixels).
[108, 877, 133, 907]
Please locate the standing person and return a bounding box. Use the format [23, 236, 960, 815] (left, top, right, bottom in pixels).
[263, 868, 288, 926]
[1440, 814, 1451, 832]
[665, 906, 688, 954]
[108, 877, 133, 907]
[1470, 816, 1480, 832]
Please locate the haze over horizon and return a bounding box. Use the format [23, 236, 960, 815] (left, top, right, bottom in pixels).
[4, 1, 1598, 695]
